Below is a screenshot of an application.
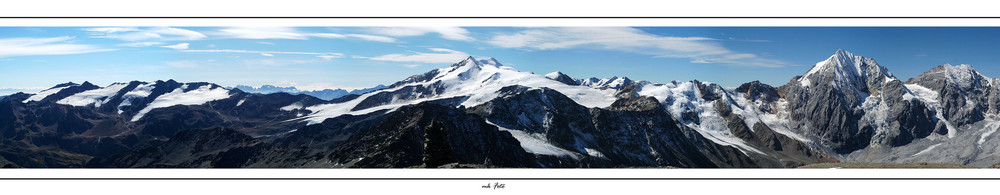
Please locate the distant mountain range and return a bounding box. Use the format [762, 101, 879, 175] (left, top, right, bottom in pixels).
[3, 50, 1000, 168]
[229, 84, 387, 100]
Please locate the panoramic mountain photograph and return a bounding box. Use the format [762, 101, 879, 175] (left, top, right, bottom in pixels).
[2, 27, 1000, 168]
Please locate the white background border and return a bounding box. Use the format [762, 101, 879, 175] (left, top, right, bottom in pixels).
[4, 1, 1000, 194]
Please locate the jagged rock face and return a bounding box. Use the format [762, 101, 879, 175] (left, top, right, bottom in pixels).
[470, 86, 606, 167]
[694, 80, 725, 101]
[989, 81, 1000, 115]
[592, 97, 738, 167]
[473, 86, 596, 147]
[734, 81, 779, 113]
[870, 80, 936, 147]
[735, 81, 779, 103]
[613, 82, 642, 99]
[471, 87, 756, 167]
[324, 103, 536, 168]
[906, 64, 992, 126]
[779, 50, 935, 154]
[713, 99, 835, 167]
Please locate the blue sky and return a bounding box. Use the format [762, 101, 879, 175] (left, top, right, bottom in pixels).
[3, 27, 1000, 95]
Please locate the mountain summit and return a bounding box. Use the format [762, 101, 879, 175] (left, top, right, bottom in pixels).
[782, 50, 935, 153]
[797, 49, 895, 93]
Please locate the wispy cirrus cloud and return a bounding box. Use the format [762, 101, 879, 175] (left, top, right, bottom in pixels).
[342, 34, 397, 43]
[117, 41, 164, 47]
[365, 27, 474, 41]
[214, 27, 396, 42]
[161, 43, 190, 50]
[181, 48, 344, 60]
[310, 33, 397, 42]
[317, 54, 341, 60]
[689, 53, 787, 67]
[727, 37, 772, 42]
[487, 27, 786, 67]
[215, 27, 308, 39]
[362, 48, 469, 64]
[0, 36, 116, 58]
[84, 27, 207, 41]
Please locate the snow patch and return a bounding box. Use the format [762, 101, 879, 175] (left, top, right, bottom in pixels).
[584, 148, 606, 158]
[117, 83, 155, 114]
[912, 143, 943, 157]
[904, 84, 939, 103]
[488, 121, 578, 159]
[22, 85, 75, 103]
[131, 85, 231, 121]
[978, 120, 1000, 145]
[544, 71, 562, 79]
[56, 83, 128, 107]
[904, 84, 956, 138]
[280, 102, 304, 111]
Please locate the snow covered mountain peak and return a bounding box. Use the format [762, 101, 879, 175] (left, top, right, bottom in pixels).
[579, 76, 633, 89]
[299, 57, 619, 125]
[544, 71, 565, 79]
[941, 64, 979, 76]
[545, 71, 582, 85]
[908, 63, 992, 92]
[797, 50, 894, 89]
[476, 57, 503, 67]
[451, 56, 502, 68]
[941, 64, 989, 89]
[832, 48, 853, 59]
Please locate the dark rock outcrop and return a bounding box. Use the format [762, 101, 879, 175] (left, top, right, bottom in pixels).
[87, 127, 275, 168]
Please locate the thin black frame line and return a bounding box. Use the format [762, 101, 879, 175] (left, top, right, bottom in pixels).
[0, 17, 994, 181]
[1, 178, 1000, 180]
[1, 17, 1000, 19]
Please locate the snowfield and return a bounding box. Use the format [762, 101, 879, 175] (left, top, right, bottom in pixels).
[57, 83, 128, 107]
[116, 83, 155, 114]
[22, 85, 75, 103]
[131, 85, 231, 121]
[488, 121, 579, 158]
